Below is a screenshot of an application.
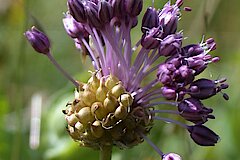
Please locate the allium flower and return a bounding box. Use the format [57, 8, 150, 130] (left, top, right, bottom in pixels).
[25, 0, 229, 159]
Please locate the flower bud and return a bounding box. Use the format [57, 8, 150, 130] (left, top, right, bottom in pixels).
[159, 3, 179, 37]
[125, 0, 143, 17]
[141, 27, 161, 49]
[86, 2, 103, 29]
[104, 93, 119, 113]
[98, 0, 113, 24]
[68, 0, 87, 23]
[161, 86, 176, 100]
[142, 7, 159, 33]
[25, 26, 50, 55]
[112, 0, 126, 18]
[159, 33, 182, 57]
[178, 98, 214, 124]
[189, 78, 217, 100]
[163, 153, 182, 160]
[76, 107, 95, 125]
[187, 125, 220, 146]
[176, 65, 194, 84]
[111, 82, 126, 98]
[63, 14, 88, 38]
[91, 121, 104, 138]
[185, 57, 206, 75]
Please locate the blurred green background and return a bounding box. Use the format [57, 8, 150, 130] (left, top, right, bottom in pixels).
[0, 0, 240, 159]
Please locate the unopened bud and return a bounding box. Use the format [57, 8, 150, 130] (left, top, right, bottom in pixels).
[98, 0, 113, 24]
[86, 3, 103, 29]
[125, 0, 143, 17]
[25, 26, 50, 55]
[67, 0, 87, 23]
[112, 0, 126, 18]
[63, 14, 88, 38]
[142, 7, 159, 33]
[187, 125, 219, 146]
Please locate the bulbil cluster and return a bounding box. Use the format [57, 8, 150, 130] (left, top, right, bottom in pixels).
[25, 0, 229, 159]
[63, 73, 152, 149]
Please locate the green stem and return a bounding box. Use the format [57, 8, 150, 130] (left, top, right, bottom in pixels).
[100, 145, 112, 160]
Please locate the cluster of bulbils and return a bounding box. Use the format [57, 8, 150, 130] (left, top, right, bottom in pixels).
[25, 0, 229, 159]
[63, 73, 153, 149]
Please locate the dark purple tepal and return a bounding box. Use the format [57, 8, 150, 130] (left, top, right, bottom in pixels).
[24, 26, 50, 55]
[189, 78, 229, 100]
[178, 98, 215, 124]
[187, 125, 219, 146]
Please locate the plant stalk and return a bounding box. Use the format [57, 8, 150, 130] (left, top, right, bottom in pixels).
[100, 145, 112, 160]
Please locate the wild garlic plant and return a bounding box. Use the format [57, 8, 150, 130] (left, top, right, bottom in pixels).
[25, 0, 229, 159]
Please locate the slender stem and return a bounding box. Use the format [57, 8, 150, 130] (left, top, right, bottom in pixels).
[153, 116, 188, 129]
[140, 133, 163, 156]
[100, 145, 112, 160]
[46, 53, 79, 88]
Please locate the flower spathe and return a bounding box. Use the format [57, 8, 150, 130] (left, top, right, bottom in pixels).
[25, 0, 229, 159]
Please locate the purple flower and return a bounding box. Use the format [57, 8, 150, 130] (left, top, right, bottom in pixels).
[24, 26, 50, 55]
[187, 125, 220, 146]
[163, 153, 182, 160]
[25, 0, 229, 159]
[63, 14, 88, 38]
[189, 78, 229, 100]
[178, 98, 215, 124]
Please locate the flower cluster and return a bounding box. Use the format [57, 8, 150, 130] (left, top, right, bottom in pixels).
[25, 0, 228, 159]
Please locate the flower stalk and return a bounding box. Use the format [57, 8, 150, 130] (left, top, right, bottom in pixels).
[100, 145, 112, 160]
[46, 53, 79, 88]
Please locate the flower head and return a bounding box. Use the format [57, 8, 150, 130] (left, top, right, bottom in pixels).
[25, 0, 229, 159]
